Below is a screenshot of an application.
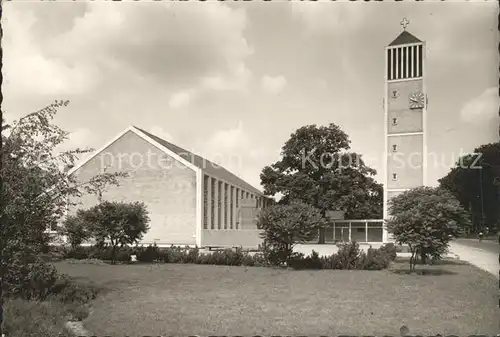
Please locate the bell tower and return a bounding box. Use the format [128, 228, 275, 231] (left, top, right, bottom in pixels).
[383, 18, 427, 242]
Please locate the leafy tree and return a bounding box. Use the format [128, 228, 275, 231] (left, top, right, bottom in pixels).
[60, 211, 92, 248]
[439, 142, 500, 233]
[260, 123, 382, 243]
[0, 101, 127, 334]
[386, 186, 471, 272]
[77, 201, 150, 264]
[257, 201, 325, 265]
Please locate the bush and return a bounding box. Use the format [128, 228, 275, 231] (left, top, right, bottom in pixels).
[50, 274, 100, 304]
[185, 246, 200, 263]
[357, 247, 391, 270]
[387, 186, 470, 272]
[288, 244, 394, 271]
[115, 249, 132, 263]
[289, 251, 323, 270]
[4, 259, 60, 300]
[159, 245, 187, 263]
[3, 257, 100, 304]
[334, 241, 362, 270]
[65, 246, 92, 260]
[60, 212, 92, 248]
[76, 201, 151, 264]
[379, 243, 397, 261]
[257, 202, 325, 266]
[136, 244, 160, 262]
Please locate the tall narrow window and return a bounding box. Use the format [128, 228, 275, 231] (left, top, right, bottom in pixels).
[224, 183, 228, 229]
[230, 186, 234, 229]
[412, 46, 418, 78]
[203, 175, 209, 229]
[392, 48, 397, 80]
[417, 45, 423, 77]
[218, 181, 222, 229]
[396, 47, 402, 79]
[387, 48, 392, 80]
[401, 47, 407, 79]
[211, 178, 216, 229]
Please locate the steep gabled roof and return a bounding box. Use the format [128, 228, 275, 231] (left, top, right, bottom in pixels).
[132, 126, 264, 196]
[389, 30, 422, 46]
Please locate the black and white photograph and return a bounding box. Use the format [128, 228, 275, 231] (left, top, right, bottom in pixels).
[1, 1, 499, 336]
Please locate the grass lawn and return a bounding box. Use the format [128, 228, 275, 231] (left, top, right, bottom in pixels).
[4, 298, 88, 337]
[55, 258, 499, 336]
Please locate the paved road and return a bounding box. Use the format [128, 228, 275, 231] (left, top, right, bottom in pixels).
[448, 240, 498, 278]
[455, 238, 500, 254]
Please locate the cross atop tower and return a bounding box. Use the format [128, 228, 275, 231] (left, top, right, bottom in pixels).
[400, 17, 410, 31]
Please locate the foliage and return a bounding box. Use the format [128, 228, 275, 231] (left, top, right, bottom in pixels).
[386, 186, 471, 272]
[439, 141, 500, 232]
[378, 242, 397, 261]
[1, 100, 127, 263]
[256, 202, 325, 266]
[60, 211, 92, 248]
[136, 244, 161, 263]
[288, 243, 393, 270]
[76, 201, 150, 264]
[0, 101, 127, 334]
[334, 241, 363, 270]
[259, 123, 383, 243]
[357, 247, 391, 270]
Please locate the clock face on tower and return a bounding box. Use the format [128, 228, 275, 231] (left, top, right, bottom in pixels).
[409, 91, 425, 109]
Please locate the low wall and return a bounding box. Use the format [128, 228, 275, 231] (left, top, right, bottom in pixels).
[201, 229, 263, 249]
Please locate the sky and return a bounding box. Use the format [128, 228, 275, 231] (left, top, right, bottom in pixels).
[4, 1, 499, 192]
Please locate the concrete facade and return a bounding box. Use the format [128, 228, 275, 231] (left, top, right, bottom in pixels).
[60, 126, 269, 248]
[383, 27, 427, 242]
[68, 130, 198, 246]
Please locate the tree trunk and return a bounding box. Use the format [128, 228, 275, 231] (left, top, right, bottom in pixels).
[318, 209, 326, 244]
[420, 251, 427, 265]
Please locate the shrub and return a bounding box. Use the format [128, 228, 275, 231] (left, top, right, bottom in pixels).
[184, 246, 200, 264]
[357, 247, 391, 270]
[257, 202, 325, 266]
[2, 258, 99, 302]
[160, 245, 187, 263]
[6, 259, 60, 300]
[334, 241, 362, 270]
[115, 249, 132, 263]
[51, 275, 100, 304]
[59, 212, 92, 248]
[387, 186, 470, 272]
[77, 201, 151, 264]
[379, 243, 397, 261]
[65, 246, 92, 260]
[137, 244, 160, 262]
[289, 251, 323, 270]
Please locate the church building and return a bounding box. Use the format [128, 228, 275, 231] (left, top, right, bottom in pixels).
[383, 18, 428, 241]
[64, 125, 269, 248]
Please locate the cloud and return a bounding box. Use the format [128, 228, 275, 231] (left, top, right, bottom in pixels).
[168, 91, 191, 109]
[150, 126, 174, 143]
[460, 87, 499, 125]
[4, 2, 253, 103]
[261, 75, 287, 95]
[3, 6, 98, 97]
[291, 4, 369, 35]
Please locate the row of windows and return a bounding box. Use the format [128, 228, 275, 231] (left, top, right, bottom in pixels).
[387, 44, 423, 81]
[202, 175, 266, 230]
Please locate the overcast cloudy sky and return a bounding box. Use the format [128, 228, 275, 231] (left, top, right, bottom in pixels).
[4, 1, 498, 191]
